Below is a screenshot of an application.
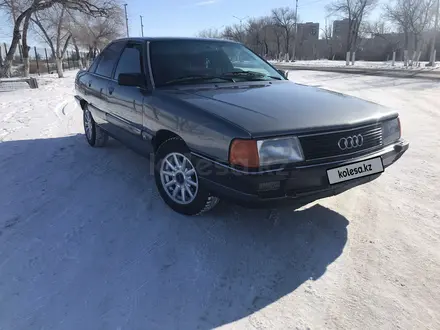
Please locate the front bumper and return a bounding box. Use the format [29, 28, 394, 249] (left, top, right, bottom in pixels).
[193, 139, 409, 208]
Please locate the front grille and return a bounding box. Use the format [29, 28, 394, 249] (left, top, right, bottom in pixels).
[299, 123, 383, 161]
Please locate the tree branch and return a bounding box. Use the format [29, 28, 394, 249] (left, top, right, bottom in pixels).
[61, 33, 72, 58]
[32, 14, 56, 58]
[56, 6, 66, 56]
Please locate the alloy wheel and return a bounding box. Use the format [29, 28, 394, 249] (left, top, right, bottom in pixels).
[84, 110, 93, 140]
[159, 152, 198, 205]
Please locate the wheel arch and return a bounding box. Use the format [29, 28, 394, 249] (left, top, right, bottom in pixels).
[78, 99, 89, 112]
[153, 129, 185, 152]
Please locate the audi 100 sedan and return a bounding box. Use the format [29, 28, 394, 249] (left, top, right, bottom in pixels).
[74, 37, 409, 215]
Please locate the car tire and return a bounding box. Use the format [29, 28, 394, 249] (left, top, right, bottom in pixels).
[154, 137, 219, 215]
[83, 107, 108, 147]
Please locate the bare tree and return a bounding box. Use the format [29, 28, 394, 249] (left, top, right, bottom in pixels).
[364, 19, 400, 52]
[208, 16, 284, 59]
[196, 28, 222, 39]
[327, 0, 377, 53]
[246, 18, 266, 55]
[384, 0, 412, 51]
[259, 16, 274, 57]
[70, 35, 82, 68]
[21, 12, 32, 76]
[32, 4, 71, 77]
[428, 0, 440, 65]
[270, 24, 284, 59]
[64, 8, 83, 67]
[0, 0, 115, 77]
[246, 16, 276, 57]
[384, 0, 435, 63]
[0, 0, 22, 31]
[0, 0, 33, 76]
[408, 0, 435, 53]
[67, 5, 124, 65]
[271, 7, 296, 59]
[321, 21, 334, 59]
[365, 20, 390, 36]
[222, 24, 246, 43]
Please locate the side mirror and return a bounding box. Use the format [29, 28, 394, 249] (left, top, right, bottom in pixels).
[278, 69, 289, 79]
[118, 73, 144, 87]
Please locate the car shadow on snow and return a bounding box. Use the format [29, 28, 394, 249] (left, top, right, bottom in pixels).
[0, 134, 349, 330]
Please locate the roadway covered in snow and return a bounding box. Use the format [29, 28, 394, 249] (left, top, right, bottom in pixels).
[0, 71, 439, 329]
[270, 59, 435, 69]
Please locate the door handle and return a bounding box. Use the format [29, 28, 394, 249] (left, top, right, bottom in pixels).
[108, 86, 114, 95]
[88, 80, 92, 87]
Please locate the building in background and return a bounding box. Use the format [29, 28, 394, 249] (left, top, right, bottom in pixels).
[295, 22, 319, 60]
[333, 19, 350, 40]
[297, 22, 319, 42]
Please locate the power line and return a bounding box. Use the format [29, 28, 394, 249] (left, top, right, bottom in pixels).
[298, 0, 329, 8]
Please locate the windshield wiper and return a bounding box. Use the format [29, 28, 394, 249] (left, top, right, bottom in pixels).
[162, 75, 234, 86]
[221, 71, 282, 80]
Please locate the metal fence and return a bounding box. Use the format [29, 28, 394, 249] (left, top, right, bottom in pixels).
[0, 43, 89, 76]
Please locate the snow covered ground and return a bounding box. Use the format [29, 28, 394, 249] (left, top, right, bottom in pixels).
[0, 70, 439, 329]
[269, 59, 440, 71]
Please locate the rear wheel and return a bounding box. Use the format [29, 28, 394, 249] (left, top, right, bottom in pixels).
[83, 107, 108, 147]
[154, 138, 219, 215]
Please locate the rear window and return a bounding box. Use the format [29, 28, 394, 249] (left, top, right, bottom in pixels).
[88, 56, 100, 73]
[113, 43, 143, 79]
[95, 41, 125, 78]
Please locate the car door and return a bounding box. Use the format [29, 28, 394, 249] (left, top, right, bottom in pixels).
[79, 56, 102, 119]
[91, 40, 126, 129]
[81, 56, 99, 99]
[106, 42, 146, 139]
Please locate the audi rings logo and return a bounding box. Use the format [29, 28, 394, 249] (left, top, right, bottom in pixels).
[338, 134, 364, 150]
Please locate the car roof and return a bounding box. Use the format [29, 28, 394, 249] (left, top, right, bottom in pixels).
[112, 36, 241, 44]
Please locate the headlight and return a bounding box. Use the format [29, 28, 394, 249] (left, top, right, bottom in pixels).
[257, 136, 304, 166]
[229, 136, 304, 168]
[382, 118, 401, 146]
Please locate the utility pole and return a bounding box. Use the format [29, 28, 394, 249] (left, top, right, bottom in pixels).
[124, 4, 129, 37]
[292, 0, 298, 61]
[232, 15, 248, 42]
[232, 15, 248, 26]
[429, 0, 439, 66]
[140, 15, 144, 37]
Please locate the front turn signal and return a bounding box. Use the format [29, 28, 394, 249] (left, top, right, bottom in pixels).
[229, 139, 259, 168]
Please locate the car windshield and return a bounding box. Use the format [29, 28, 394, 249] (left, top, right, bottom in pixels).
[149, 39, 284, 87]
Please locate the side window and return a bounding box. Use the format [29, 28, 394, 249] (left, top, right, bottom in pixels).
[113, 43, 143, 79]
[95, 41, 125, 78]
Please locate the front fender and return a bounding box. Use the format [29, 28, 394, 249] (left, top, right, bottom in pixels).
[74, 95, 85, 110]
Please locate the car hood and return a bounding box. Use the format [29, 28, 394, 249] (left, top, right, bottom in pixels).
[165, 81, 397, 138]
